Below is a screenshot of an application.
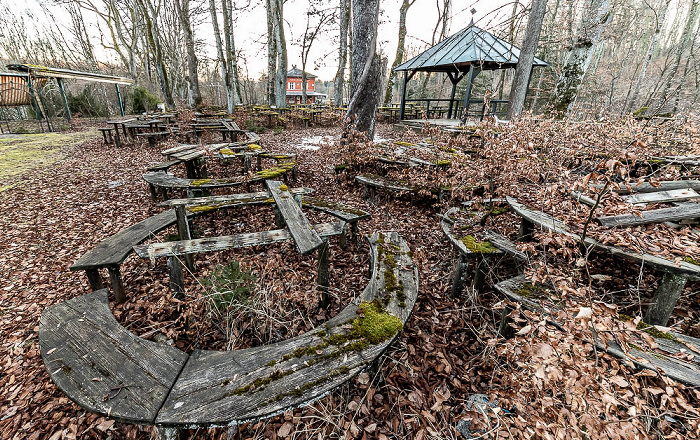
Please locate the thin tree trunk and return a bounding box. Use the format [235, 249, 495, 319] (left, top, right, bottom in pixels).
[266, 0, 277, 106]
[508, 0, 548, 118]
[274, 0, 287, 108]
[383, 0, 415, 106]
[137, 0, 175, 107]
[334, 0, 350, 105]
[626, 0, 670, 114]
[175, 0, 202, 107]
[209, 0, 234, 112]
[221, 0, 237, 111]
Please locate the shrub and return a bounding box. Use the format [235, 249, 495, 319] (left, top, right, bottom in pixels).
[202, 260, 256, 313]
[129, 85, 160, 114]
[67, 86, 109, 118]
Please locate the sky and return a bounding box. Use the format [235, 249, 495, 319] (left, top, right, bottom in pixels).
[18, 0, 515, 81]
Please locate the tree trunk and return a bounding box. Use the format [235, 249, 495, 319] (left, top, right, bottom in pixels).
[383, 0, 415, 106]
[273, 0, 287, 108]
[625, 0, 670, 114]
[550, 0, 611, 118]
[346, 0, 382, 139]
[209, 0, 234, 113]
[334, 0, 350, 105]
[175, 0, 202, 107]
[137, 0, 175, 107]
[508, 0, 548, 118]
[266, 0, 277, 106]
[221, 0, 237, 112]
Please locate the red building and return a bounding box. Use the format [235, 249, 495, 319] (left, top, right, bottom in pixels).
[286, 67, 327, 105]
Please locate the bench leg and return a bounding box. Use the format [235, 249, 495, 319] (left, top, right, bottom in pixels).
[317, 239, 330, 308]
[339, 222, 348, 249]
[644, 272, 688, 326]
[351, 222, 359, 243]
[175, 206, 195, 272]
[471, 257, 488, 295]
[85, 268, 103, 291]
[108, 266, 126, 303]
[517, 218, 534, 242]
[451, 255, 468, 298]
[156, 426, 182, 440]
[274, 207, 285, 228]
[498, 305, 516, 338]
[167, 256, 185, 300]
[149, 183, 159, 202]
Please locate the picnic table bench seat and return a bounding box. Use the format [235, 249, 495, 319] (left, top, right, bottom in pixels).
[356, 174, 450, 201]
[147, 159, 182, 172]
[494, 275, 700, 388]
[507, 196, 700, 326]
[42, 232, 418, 432]
[39, 289, 188, 425]
[98, 127, 115, 144]
[441, 207, 527, 297]
[70, 210, 180, 303]
[136, 131, 171, 146]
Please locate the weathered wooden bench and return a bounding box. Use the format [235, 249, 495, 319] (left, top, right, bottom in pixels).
[43, 231, 418, 434]
[494, 275, 700, 388]
[70, 210, 181, 303]
[98, 127, 115, 144]
[355, 174, 451, 201]
[137, 131, 171, 146]
[507, 196, 700, 325]
[441, 207, 527, 297]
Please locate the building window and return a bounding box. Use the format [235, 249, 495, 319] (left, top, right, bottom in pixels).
[288, 82, 295, 90]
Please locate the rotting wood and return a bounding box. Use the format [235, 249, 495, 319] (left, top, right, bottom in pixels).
[597, 203, 700, 228]
[644, 272, 688, 326]
[266, 180, 323, 255]
[622, 188, 699, 205]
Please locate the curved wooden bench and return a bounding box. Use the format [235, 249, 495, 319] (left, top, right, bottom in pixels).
[356, 174, 450, 201]
[39, 289, 188, 424]
[494, 276, 700, 387]
[507, 196, 700, 325]
[42, 231, 418, 432]
[70, 210, 180, 303]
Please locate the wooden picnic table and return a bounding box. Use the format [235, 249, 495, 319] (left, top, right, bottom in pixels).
[105, 118, 137, 147]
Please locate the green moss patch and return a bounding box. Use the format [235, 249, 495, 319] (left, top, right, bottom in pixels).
[353, 301, 403, 344]
[460, 235, 498, 253]
[683, 256, 700, 267]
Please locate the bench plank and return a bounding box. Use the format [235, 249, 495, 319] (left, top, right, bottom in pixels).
[39, 290, 188, 424]
[158, 188, 314, 209]
[597, 203, 700, 228]
[302, 197, 371, 223]
[622, 188, 699, 204]
[155, 231, 418, 427]
[266, 180, 323, 255]
[70, 210, 178, 270]
[133, 221, 344, 259]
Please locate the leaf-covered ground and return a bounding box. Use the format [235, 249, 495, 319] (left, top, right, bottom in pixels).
[0, 115, 698, 439]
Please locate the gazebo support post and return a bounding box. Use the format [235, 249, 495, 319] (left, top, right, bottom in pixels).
[57, 78, 71, 121]
[115, 84, 125, 117]
[462, 65, 481, 120]
[446, 71, 465, 119]
[399, 70, 416, 121]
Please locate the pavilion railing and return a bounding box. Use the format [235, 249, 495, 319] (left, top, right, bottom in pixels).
[401, 98, 510, 121]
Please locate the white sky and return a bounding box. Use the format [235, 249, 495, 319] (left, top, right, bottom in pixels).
[18, 0, 515, 81]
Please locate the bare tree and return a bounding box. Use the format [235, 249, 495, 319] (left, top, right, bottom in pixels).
[273, 0, 288, 108]
[266, 0, 277, 105]
[550, 0, 612, 118]
[334, 0, 350, 105]
[136, 0, 175, 107]
[509, 0, 548, 118]
[175, 0, 202, 107]
[209, 0, 240, 112]
[299, 3, 335, 104]
[346, 0, 382, 139]
[383, 0, 416, 106]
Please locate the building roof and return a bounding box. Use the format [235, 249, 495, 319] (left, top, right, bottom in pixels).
[287, 67, 317, 79]
[394, 22, 548, 73]
[7, 64, 134, 85]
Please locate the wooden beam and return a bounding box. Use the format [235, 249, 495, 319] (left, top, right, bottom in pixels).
[266, 180, 323, 255]
[597, 203, 700, 228]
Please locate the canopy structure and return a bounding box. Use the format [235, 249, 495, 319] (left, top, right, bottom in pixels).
[5, 64, 134, 128]
[393, 22, 548, 121]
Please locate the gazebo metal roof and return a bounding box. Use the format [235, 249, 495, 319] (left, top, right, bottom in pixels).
[395, 23, 548, 73]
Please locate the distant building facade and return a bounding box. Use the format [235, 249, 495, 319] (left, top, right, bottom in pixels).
[286, 67, 327, 105]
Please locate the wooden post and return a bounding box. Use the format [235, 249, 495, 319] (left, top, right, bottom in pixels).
[85, 269, 103, 291]
[339, 222, 348, 249]
[115, 84, 125, 117]
[471, 257, 488, 294]
[399, 71, 415, 121]
[167, 257, 185, 299]
[274, 207, 285, 227]
[108, 266, 126, 303]
[351, 221, 359, 243]
[317, 239, 330, 308]
[175, 206, 195, 271]
[517, 218, 534, 242]
[451, 255, 468, 298]
[644, 272, 688, 326]
[56, 78, 71, 121]
[498, 305, 516, 338]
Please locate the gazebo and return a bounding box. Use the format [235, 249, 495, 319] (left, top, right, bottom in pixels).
[394, 21, 547, 122]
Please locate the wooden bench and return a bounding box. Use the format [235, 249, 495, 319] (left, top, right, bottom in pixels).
[507, 196, 700, 326]
[136, 131, 171, 146]
[98, 127, 115, 144]
[70, 210, 181, 303]
[441, 207, 527, 297]
[39, 289, 188, 425]
[147, 159, 182, 173]
[493, 275, 700, 388]
[356, 174, 451, 201]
